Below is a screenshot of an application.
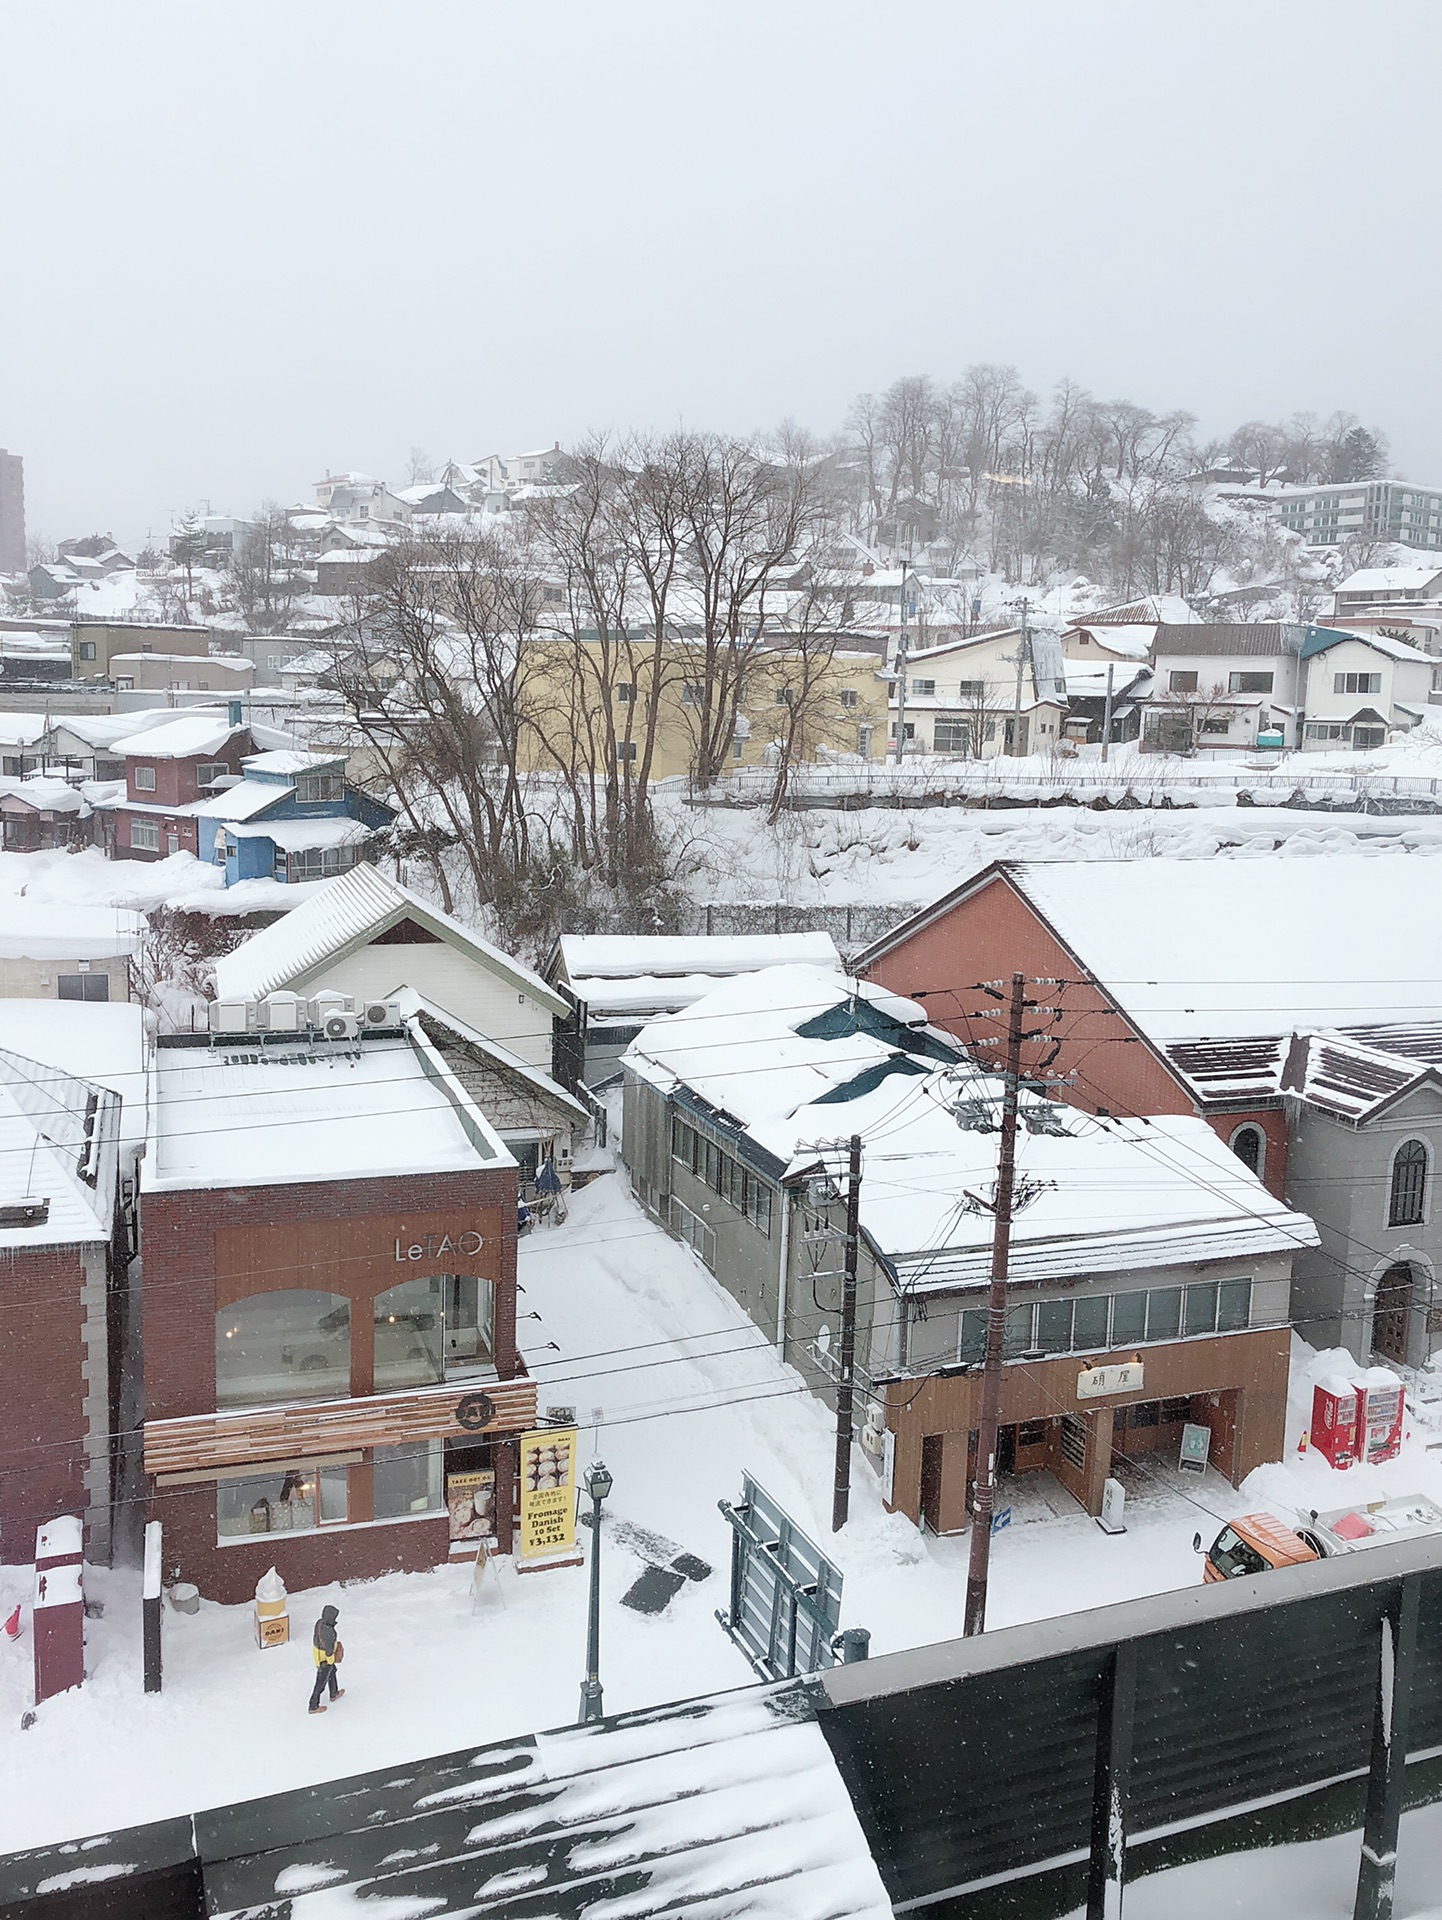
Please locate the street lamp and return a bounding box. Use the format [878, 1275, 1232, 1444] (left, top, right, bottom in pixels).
[577, 1458, 612, 1725]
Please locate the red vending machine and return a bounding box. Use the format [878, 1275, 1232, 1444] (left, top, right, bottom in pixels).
[1359, 1371, 1406, 1465]
[1311, 1378, 1361, 1469]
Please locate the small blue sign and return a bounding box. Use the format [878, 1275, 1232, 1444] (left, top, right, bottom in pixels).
[992, 1507, 1012, 1535]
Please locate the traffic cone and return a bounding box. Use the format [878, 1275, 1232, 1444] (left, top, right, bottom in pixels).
[3, 1605, 20, 1640]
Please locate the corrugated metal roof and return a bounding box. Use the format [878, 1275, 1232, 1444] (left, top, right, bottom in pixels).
[1151, 623, 1300, 658]
[892, 1212, 1315, 1294]
[1164, 1036, 1287, 1104]
[212, 863, 566, 1012]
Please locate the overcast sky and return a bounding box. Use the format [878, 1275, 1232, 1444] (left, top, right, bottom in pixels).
[3, 1, 1437, 548]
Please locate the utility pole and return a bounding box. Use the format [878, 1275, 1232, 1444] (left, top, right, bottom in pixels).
[963, 971, 1027, 1635]
[892, 558, 912, 762]
[1009, 599, 1031, 757]
[831, 1132, 863, 1532]
[1100, 661, 1115, 764]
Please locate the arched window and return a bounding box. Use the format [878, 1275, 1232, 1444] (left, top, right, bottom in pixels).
[1389, 1139, 1428, 1227]
[374, 1275, 494, 1390]
[216, 1290, 350, 1409]
[1230, 1125, 1264, 1177]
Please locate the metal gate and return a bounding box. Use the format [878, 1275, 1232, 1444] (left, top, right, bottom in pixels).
[717, 1475, 843, 1678]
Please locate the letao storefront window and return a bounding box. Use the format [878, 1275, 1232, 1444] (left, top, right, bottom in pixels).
[216, 1291, 351, 1408]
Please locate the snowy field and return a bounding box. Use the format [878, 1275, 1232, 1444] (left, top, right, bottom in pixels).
[4, 1173, 1442, 1864]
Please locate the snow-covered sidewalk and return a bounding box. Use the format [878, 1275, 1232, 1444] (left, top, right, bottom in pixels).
[2, 1173, 1439, 1856]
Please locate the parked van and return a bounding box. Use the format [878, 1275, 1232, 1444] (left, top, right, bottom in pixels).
[1196, 1513, 1319, 1582]
[1197, 1493, 1442, 1580]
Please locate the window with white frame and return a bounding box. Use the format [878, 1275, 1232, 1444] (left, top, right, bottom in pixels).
[1334, 671, 1381, 695]
[130, 820, 161, 851]
[838, 688, 859, 709]
[289, 844, 363, 881]
[133, 765, 156, 791]
[295, 770, 344, 803]
[196, 762, 229, 787]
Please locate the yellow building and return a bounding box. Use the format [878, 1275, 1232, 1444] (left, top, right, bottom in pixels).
[517, 636, 888, 781]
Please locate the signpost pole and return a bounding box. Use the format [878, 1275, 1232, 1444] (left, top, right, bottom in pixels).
[577, 1459, 611, 1725]
[142, 1520, 163, 1694]
[964, 972, 1027, 1637]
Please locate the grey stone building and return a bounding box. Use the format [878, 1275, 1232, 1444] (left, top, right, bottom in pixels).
[1282, 1029, 1442, 1372]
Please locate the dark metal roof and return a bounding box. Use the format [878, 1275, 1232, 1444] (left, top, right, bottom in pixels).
[1163, 1035, 1287, 1104]
[1150, 622, 1300, 658]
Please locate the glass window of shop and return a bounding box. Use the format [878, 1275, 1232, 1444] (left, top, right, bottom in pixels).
[374, 1275, 494, 1389]
[216, 1291, 351, 1408]
[217, 1462, 349, 1540]
[374, 1439, 444, 1518]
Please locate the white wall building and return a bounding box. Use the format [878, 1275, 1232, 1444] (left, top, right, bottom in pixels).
[1299, 628, 1436, 749]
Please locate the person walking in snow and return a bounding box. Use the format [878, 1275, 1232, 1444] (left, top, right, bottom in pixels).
[307, 1604, 345, 1714]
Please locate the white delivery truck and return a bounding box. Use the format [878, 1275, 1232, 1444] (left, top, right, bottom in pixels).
[1295, 1492, 1442, 1559]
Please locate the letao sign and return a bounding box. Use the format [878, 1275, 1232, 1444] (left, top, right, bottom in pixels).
[519, 1427, 579, 1562]
[1077, 1359, 1144, 1401]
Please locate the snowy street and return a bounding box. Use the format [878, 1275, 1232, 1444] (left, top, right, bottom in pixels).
[6, 1171, 1437, 1857]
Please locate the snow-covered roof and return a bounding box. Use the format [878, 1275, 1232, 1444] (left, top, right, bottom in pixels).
[0, 712, 51, 748]
[624, 965, 1314, 1285]
[0, 900, 145, 960]
[0, 1000, 148, 1155]
[48, 708, 196, 750]
[109, 652, 250, 667]
[1301, 625, 1435, 665]
[1336, 566, 1442, 595]
[392, 987, 587, 1119]
[192, 779, 290, 822]
[111, 716, 245, 759]
[212, 863, 566, 1012]
[996, 858, 1442, 1043]
[0, 1084, 110, 1249]
[228, 816, 374, 852]
[558, 931, 841, 982]
[0, 775, 88, 814]
[144, 1029, 511, 1192]
[1064, 663, 1149, 698]
[241, 748, 343, 775]
[1064, 623, 1157, 660]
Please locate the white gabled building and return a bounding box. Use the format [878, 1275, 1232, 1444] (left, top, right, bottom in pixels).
[213, 865, 567, 1073]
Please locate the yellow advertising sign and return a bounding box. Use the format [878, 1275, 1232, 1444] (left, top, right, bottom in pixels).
[519, 1428, 579, 1561]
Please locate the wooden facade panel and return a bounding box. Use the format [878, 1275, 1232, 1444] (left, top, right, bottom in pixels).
[882, 1326, 1290, 1527]
[144, 1375, 538, 1477]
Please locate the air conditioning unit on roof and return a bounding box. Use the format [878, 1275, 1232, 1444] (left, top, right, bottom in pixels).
[320, 1011, 361, 1041]
[360, 998, 402, 1030]
[308, 989, 352, 1026]
[263, 991, 305, 1034]
[209, 1000, 253, 1036]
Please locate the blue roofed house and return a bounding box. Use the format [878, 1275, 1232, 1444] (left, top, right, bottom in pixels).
[195, 748, 395, 884]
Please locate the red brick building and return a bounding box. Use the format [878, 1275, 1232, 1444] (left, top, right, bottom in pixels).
[0, 1045, 126, 1563]
[95, 713, 254, 862]
[141, 1010, 535, 1603]
[857, 859, 1321, 1197]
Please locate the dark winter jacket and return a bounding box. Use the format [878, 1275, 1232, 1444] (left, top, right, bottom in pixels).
[313, 1605, 340, 1664]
